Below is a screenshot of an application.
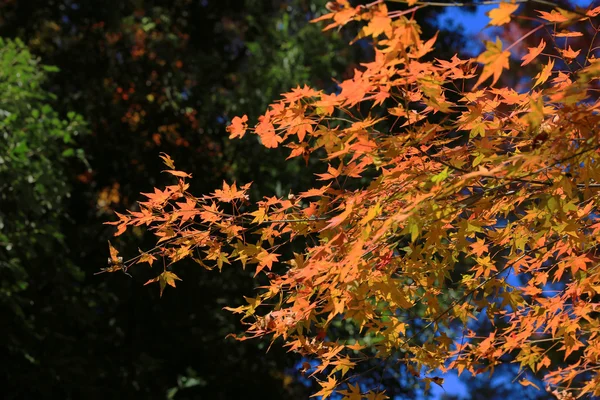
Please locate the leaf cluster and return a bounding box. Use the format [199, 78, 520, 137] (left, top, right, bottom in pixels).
[109, 1, 600, 398]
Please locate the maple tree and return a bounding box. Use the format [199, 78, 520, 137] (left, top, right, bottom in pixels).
[106, 0, 600, 398]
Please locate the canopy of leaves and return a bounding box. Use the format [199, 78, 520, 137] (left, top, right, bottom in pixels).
[109, 1, 600, 399]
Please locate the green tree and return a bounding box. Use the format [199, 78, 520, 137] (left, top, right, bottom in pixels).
[0, 37, 92, 398]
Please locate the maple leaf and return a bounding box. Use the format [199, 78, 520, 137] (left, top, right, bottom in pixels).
[474, 37, 510, 89]
[488, 2, 519, 26]
[338, 383, 362, 400]
[137, 249, 157, 267]
[362, 10, 391, 39]
[322, 201, 354, 230]
[249, 207, 267, 224]
[537, 8, 580, 24]
[105, 211, 130, 236]
[338, 71, 372, 107]
[140, 187, 175, 208]
[587, 5, 600, 17]
[227, 115, 248, 139]
[283, 85, 318, 103]
[129, 207, 155, 226]
[213, 181, 247, 203]
[559, 46, 581, 63]
[176, 197, 198, 225]
[255, 119, 283, 148]
[413, 32, 439, 59]
[255, 250, 280, 275]
[312, 376, 337, 399]
[105, 240, 124, 272]
[299, 186, 330, 198]
[144, 270, 182, 297]
[322, 7, 358, 31]
[469, 239, 489, 257]
[197, 203, 220, 223]
[555, 30, 583, 38]
[159, 152, 176, 169]
[314, 93, 340, 115]
[164, 169, 192, 178]
[366, 391, 389, 400]
[533, 58, 554, 88]
[519, 378, 540, 390]
[288, 116, 315, 142]
[521, 39, 546, 66]
[316, 164, 341, 181]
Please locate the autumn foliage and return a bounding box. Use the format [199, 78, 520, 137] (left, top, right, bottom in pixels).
[106, 1, 600, 398]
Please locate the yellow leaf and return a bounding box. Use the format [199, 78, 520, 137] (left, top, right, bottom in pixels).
[250, 207, 267, 224]
[488, 2, 519, 26]
[164, 169, 192, 178]
[519, 378, 540, 390]
[158, 152, 176, 169]
[144, 271, 182, 297]
[360, 203, 381, 226]
[474, 37, 510, 89]
[108, 240, 120, 264]
[137, 249, 157, 267]
[311, 377, 337, 399]
[339, 383, 362, 400]
[366, 391, 389, 400]
[533, 58, 554, 88]
[100, 241, 127, 274]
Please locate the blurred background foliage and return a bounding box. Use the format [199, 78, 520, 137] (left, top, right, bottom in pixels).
[0, 0, 544, 399]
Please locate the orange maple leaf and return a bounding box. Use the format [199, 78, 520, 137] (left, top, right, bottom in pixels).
[363, 11, 391, 39]
[536, 9, 578, 23]
[587, 5, 600, 17]
[338, 72, 372, 107]
[255, 250, 280, 275]
[227, 115, 248, 139]
[521, 39, 546, 66]
[176, 197, 198, 225]
[299, 185, 331, 198]
[488, 2, 519, 26]
[555, 31, 583, 38]
[283, 85, 318, 103]
[255, 119, 283, 148]
[316, 164, 341, 181]
[469, 239, 489, 257]
[213, 181, 247, 203]
[322, 201, 354, 230]
[559, 46, 581, 62]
